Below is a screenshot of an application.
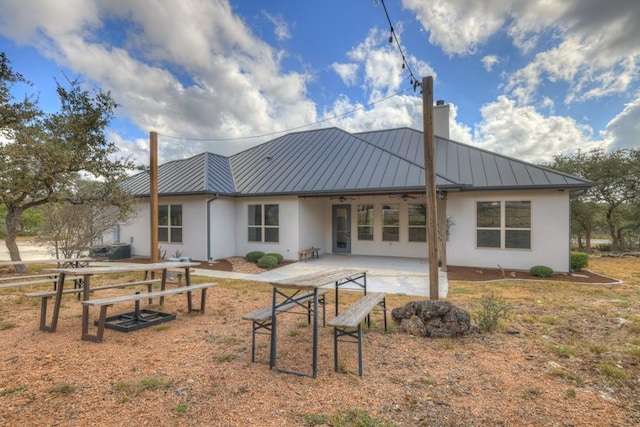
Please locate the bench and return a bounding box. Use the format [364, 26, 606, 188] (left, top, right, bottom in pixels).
[0, 274, 84, 290]
[328, 292, 387, 376]
[297, 247, 320, 261]
[242, 290, 328, 363]
[80, 282, 217, 343]
[25, 278, 163, 328]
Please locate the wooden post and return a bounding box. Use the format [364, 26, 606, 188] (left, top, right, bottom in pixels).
[150, 131, 159, 263]
[422, 77, 439, 300]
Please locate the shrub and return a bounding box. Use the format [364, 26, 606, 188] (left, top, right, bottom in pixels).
[595, 243, 612, 252]
[570, 252, 588, 270]
[530, 265, 553, 278]
[474, 292, 511, 333]
[257, 255, 278, 269]
[245, 251, 265, 263]
[265, 252, 283, 264]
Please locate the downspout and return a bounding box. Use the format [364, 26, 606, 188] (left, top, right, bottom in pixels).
[206, 194, 219, 261]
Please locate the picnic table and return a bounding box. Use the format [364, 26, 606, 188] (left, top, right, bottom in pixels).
[42, 261, 201, 339]
[268, 268, 367, 378]
[0, 257, 93, 269]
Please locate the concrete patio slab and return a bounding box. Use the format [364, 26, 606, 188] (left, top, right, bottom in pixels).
[194, 254, 448, 298]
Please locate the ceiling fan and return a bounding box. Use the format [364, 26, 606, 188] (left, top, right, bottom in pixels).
[390, 194, 418, 201]
[330, 195, 356, 202]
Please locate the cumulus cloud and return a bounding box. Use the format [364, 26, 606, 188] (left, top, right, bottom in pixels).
[403, 0, 640, 107]
[481, 55, 499, 72]
[602, 93, 640, 152]
[331, 62, 359, 86]
[0, 0, 317, 160]
[472, 96, 604, 163]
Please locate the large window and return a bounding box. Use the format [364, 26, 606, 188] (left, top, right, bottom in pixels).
[382, 204, 400, 242]
[158, 204, 182, 243]
[357, 204, 374, 240]
[477, 201, 531, 249]
[248, 204, 279, 243]
[408, 204, 426, 242]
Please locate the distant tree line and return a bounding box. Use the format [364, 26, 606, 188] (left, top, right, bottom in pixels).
[546, 148, 640, 252]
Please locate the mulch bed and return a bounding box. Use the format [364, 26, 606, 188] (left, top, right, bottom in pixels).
[445, 265, 620, 284]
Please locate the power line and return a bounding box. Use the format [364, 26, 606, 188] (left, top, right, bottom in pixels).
[157, 86, 415, 142]
[379, 0, 422, 93]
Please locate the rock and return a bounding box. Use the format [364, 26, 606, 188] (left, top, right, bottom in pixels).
[391, 300, 472, 338]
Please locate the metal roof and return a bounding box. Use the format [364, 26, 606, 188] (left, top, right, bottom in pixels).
[122, 127, 593, 197]
[122, 152, 235, 197]
[355, 128, 593, 191]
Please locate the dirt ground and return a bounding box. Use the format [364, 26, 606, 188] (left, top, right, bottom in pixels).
[0, 256, 638, 426]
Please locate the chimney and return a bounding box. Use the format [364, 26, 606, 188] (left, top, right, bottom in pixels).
[433, 100, 450, 139]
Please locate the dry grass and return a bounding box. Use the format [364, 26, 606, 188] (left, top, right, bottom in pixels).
[0, 256, 638, 426]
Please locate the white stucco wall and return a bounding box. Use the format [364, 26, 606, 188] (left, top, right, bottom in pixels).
[299, 198, 326, 256]
[234, 196, 300, 261]
[445, 190, 571, 272]
[209, 196, 236, 260]
[117, 195, 210, 261]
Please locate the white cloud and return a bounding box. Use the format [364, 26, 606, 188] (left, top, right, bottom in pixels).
[402, 0, 640, 108]
[481, 55, 499, 72]
[331, 63, 359, 86]
[602, 93, 640, 152]
[261, 10, 291, 41]
[0, 0, 318, 160]
[472, 96, 605, 163]
[401, 0, 511, 56]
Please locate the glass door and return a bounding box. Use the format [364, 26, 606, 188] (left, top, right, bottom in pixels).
[332, 205, 351, 254]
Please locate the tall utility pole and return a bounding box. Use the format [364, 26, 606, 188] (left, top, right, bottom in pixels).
[422, 76, 439, 300]
[150, 131, 159, 263]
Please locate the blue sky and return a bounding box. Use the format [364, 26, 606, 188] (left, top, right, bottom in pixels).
[1, 0, 638, 167]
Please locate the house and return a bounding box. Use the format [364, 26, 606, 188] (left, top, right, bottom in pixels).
[114, 104, 593, 272]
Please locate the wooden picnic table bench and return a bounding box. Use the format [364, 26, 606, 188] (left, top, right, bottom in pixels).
[25, 278, 163, 330]
[242, 290, 328, 363]
[297, 247, 320, 261]
[81, 282, 217, 343]
[328, 292, 387, 376]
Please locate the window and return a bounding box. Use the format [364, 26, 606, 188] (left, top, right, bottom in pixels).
[248, 204, 279, 243]
[158, 204, 182, 243]
[476, 201, 530, 249]
[408, 204, 426, 242]
[382, 204, 399, 241]
[357, 204, 374, 240]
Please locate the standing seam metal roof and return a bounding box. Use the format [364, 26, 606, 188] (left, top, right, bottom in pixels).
[120, 127, 593, 197]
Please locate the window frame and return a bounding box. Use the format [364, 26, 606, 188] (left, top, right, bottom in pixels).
[476, 200, 531, 249]
[248, 204, 279, 243]
[158, 204, 183, 243]
[408, 204, 427, 242]
[356, 204, 374, 241]
[381, 203, 400, 242]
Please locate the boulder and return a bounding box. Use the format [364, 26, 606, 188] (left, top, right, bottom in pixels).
[391, 300, 472, 338]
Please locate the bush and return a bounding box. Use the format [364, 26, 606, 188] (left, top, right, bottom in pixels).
[245, 251, 265, 263]
[570, 252, 589, 270]
[265, 253, 283, 264]
[530, 265, 554, 278]
[474, 292, 511, 333]
[257, 255, 278, 269]
[594, 243, 611, 252]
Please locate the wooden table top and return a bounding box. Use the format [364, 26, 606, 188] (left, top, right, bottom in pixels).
[50, 261, 201, 275]
[269, 268, 366, 289]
